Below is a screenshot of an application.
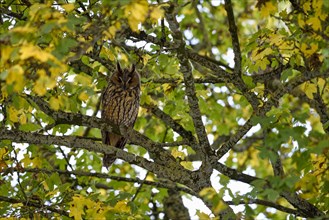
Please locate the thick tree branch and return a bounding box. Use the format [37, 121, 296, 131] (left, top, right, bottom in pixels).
[215, 162, 324, 218]
[0, 196, 69, 217]
[27, 95, 179, 167]
[0, 129, 197, 190]
[151, 76, 226, 84]
[164, 5, 235, 218]
[279, 191, 324, 218]
[165, 5, 212, 166]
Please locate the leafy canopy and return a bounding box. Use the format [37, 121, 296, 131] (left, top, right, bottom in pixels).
[0, 0, 329, 219]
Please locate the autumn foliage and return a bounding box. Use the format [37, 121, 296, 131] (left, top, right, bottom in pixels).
[0, 0, 329, 219]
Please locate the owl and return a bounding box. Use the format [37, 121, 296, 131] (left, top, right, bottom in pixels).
[101, 62, 140, 168]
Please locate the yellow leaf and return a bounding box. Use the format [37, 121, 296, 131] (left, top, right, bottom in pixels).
[0, 46, 13, 64]
[269, 33, 283, 46]
[8, 106, 19, 122]
[120, 53, 129, 63]
[11, 26, 37, 34]
[145, 174, 154, 181]
[300, 82, 317, 99]
[6, 65, 25, 93]
[59, 95, 68, 109]
[78, 91, 89, 102]
[49, 97, 60, 111]
[150, 6, 164, 22]
[42, 181, 49, 191]
[196, 210, 211, 220]
[46, 189, 59, 197]
[19, 112, 27, 124]
[0, 147, 8, 159]
[260, 1, 277, 17]
[62, 3, 75, 12]
[162, 83, 174, 95]
[317, 78, 325, 94]
[105, 21, 121, 39]
[31, 157, 42, 168]
[312, 0, 323, 12]
[33, 78, 47, 96]
[32, 72, 57, 96]
[143, 54, 151, 65]
[199, 187, 217, 199]
[212, 200, 228, 215]
[113, 200, 130, 213]
[303, 1, 311, 12]
[252, 47, 273, 61]
[307, 17, 322, 31]
[29, 3, 46, 18]
[124, 0, 149, 32]
[300, 43, 318, 57]
[171, 149, 185, 158]
[297, 14, 305, 28]
[20, 44, 54, 62]
[12, 203, 23, 208]
[69, 195, 85, 220]
[100, 47, 116, 61]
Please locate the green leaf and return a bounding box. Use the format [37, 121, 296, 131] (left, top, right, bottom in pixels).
[19, 123, 41, 132]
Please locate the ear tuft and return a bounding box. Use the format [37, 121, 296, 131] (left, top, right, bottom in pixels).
[130, 64, 136, 73]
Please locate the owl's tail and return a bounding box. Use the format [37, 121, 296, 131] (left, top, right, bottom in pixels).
[103, 154, 116, 168]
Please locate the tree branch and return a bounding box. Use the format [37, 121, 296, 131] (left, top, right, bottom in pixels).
[291, 89, 329, 133]
[0, 7, 26, 21]
[26, 95, 180, 167]
[224, 0, 242, 76]
[0, 129, 197, 190]
[216, 119, 253, 158]
[216, 69, 329, 158]
[268, 124, 324, 217]
[0, 196, 69, 217]
[165, 5, 212, 166]
[1, 167, 198, 198]
[142, 103, 198, 148]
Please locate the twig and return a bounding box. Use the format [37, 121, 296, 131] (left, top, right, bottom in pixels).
[226, 199, 302, 216]
[131, 171, 149, 202]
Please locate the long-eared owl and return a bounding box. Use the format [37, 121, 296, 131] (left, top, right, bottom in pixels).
[101, 62, 140, 168]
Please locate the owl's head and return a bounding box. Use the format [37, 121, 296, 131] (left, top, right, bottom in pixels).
[110, 62, 140, 90]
